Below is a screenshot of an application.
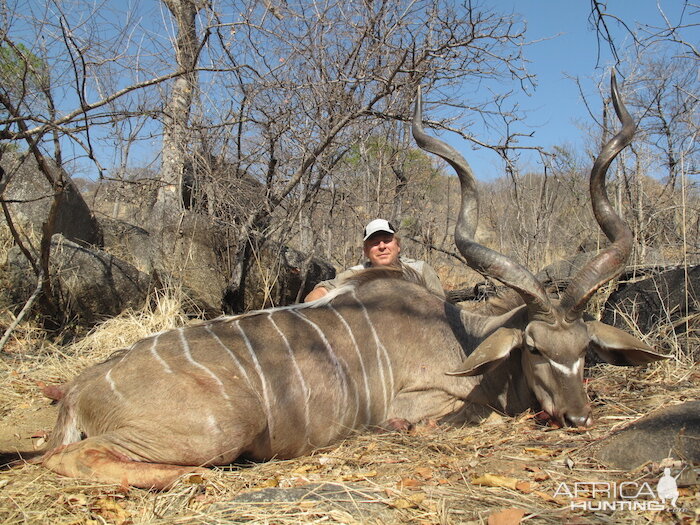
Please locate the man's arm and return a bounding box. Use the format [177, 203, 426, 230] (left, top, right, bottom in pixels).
[421, 262, 445, 298]
[304, 286, 329, 302]
[303, 267, 363, 302]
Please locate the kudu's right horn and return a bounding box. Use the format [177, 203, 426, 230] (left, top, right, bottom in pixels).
[559, 71, 636, 322]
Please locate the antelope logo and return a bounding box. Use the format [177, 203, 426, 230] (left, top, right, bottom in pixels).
[41, 72, 666, 489]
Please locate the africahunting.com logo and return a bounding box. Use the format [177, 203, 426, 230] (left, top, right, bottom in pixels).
[553, 467, 687, 512]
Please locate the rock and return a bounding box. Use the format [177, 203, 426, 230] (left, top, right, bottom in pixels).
[602, 266, 700, 335]
[226, 240, 335, 312]
[96, 217, 155, 273]
[0, 153, 102, 246]
[593, 401, 700, 470]
[97, 211, 229, 316]
[5, 234, 151, 326]
[147, 211, 232, 315]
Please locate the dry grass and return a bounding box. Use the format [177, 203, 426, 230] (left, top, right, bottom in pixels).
[0, 287, 698, 524]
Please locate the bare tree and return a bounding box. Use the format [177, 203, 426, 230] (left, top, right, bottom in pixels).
[0, 0, 544, 320]
[187, 0, 540, 304]
[157, 0, 209, 213]
[580, 0, 700, 265]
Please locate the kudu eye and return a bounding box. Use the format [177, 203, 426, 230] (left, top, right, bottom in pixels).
[526, 345, 541, 356]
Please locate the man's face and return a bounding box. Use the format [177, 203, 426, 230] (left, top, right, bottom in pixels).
[363, 232, 401, 267]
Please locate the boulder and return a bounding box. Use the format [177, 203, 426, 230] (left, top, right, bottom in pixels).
[593, 401, 700, 471]
[98, 214, 336, 316]
[226, 240, 336, 312]
[602, 266, 700, 335]
[97, 217, 155, 273]
[97, 212, 229, 316]
[0, 154, 102, 246]
[5, 234, 151, 325]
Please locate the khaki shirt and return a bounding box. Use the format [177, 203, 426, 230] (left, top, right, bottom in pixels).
[314, 257, 445, 298]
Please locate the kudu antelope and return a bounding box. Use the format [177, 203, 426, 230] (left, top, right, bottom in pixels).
[42, 72, 665, 489]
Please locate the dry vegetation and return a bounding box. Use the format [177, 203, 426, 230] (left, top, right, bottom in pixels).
[1, 273, 698, 524]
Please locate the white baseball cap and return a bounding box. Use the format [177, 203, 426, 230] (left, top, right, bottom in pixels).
[363, 219, 396, 241]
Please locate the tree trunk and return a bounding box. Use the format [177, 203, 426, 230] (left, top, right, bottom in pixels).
[158, 0, 202, 213]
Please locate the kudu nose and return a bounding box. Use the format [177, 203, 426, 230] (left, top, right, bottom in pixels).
[563, 412, 592, 428]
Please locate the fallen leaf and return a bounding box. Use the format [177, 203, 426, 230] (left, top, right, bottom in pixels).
[390, 493, 426, 509]
[533, 490, 564, 504]
[342, 470, 377, 481]
[257, 477, 279, 488]
[398, 477, 423, 489]
[185, 473, 205, 484]
[293, 464, 318, 474]
[523, 447, 553, 456]
[524, 466, 550, 481]
[414, 466, 433, 479]
[515, 481, 532, 493]
[488, 508, 526, 525]
[391, 497, 416, 509]
[60, 493, 89, 508]
[472, 473, 519, 490]
[92, 497, 129, 525]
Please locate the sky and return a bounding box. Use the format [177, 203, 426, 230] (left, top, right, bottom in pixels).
[464, 0, 691, 178]
[22, 0, 692, 181]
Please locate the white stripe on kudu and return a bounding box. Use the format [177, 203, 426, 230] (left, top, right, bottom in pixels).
[351, 290, 394, 419]
[234, 320, 275, 444]
[104, 369, 124, 401]
[204, 324, 255, 389]
[267, 312, 311, 452]
[177, 328, 230, 401]
[549, 358, 583, 378]
[289, 310, 358, 431]
[149, 334, 173, 374]
[329, 304, 372, 426]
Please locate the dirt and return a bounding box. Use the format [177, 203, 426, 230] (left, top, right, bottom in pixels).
[0, 398, 57, 465]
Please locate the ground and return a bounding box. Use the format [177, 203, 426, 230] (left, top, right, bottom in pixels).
[1, 350, 698, 524]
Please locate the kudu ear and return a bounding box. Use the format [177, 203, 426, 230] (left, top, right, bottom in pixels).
[586, 321, 669, 366]
[447, 327, 522, 377]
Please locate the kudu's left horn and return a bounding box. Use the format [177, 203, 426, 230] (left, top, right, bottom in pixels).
[412, 86, 553, 322]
